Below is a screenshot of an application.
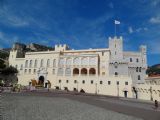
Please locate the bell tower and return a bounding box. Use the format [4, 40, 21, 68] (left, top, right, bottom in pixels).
[109, 36, 123, 61]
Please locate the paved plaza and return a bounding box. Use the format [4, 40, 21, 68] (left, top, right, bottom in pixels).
[0, 92, 160, 120]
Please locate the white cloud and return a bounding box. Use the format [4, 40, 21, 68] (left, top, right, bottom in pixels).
[149, 16, 160, 24]
[151, 0, 160, 6]
[128, 26, 133, 34]
[0, 31, 19, 47]
[135, 27, 148, 32]
[0, 5, 29, 27]
[144, 27, 148, 31]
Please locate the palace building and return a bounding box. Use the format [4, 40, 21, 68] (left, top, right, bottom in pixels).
[9, 36, 148, 98]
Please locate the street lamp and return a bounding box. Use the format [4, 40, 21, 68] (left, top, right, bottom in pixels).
[77, 81, 79, 92]
[59, 81, 61, 90]
[95, 83, 97, 94]
[117, 82, 119, 97]
[150, 86, 153, 101]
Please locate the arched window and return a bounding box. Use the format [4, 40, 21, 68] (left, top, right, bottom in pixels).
[114, 62, 118, 68]
[130, 58, 132, 62]
[81, 68, 87, 75]
[89, 57, 96, 65]
[82, 80, 85, 84]
[73, 57, 80, 65]
[74, 80, 77, 84]
[136, 58, 139, 62]
[65, 68, 71, 76]
[15, 65, 18, 69]
[34, 59, 37, 68]
[29, 60, 32, 68]
[52, 69, 55, 74]
[66, 58, 72, 66]
[53, 59, 56, 67]
[89, 68, 96, 75]
[136, 67, 139, 72]
[25, 60, 28, 68]
[47, 59, 50, 67]
[138, 75, 141, 80]
[58, 68, 64, 76]
[139, 67, 141, 72]
[20, 64, 23, 70]
[81, 57, 88, 65]
[40, 59, 44, 67]
[115, 72, 118, 76]
[100, 81, 103, 84]
[59, 58, 64, 66]
[73, 68, 79, 75]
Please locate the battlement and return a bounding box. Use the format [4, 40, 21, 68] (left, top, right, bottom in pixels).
[55, 44, 70, 51]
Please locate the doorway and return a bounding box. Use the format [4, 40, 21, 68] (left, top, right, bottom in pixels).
[38, 76, 44, 86]
[124, 91, 128, 98]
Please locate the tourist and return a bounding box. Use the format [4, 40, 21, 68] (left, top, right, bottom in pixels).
[155, 100, 158, 110]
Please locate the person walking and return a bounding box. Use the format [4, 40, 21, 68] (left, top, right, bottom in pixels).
[155, 100, 158, 110]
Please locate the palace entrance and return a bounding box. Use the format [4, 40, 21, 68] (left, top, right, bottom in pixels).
[38, 76, 44, 86]
[124, 91, 128, 98]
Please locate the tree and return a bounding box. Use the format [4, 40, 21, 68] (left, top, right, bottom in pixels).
[1, 66, 18, 75]
[0, 59, 6, 69]
[146, 64, 160, 76]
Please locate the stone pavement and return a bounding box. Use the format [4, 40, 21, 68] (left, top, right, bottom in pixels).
[1, 93, 142, 120]
[1, 92, 160, 120]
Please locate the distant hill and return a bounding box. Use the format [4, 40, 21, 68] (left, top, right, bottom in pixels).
[146, 64, 160, 77]
[0, 49, 10, 60]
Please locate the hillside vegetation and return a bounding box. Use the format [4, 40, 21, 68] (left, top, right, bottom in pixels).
[146, 64, 160, 76]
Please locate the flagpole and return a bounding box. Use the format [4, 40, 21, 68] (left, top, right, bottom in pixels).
[114, 20, 120, 37]
[115, 23, 116, 37]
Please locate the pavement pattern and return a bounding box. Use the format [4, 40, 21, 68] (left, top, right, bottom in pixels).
[1, 92, 143, 120]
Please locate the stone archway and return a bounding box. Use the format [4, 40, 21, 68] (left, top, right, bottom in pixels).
[38, 76, 44, 85]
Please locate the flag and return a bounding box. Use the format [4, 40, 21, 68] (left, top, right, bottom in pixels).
[115, 20, 120, 24]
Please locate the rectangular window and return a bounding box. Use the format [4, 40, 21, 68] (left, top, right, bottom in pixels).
[20, 64, 23, 70]
[29, 69, 31, 74]
[59, 80, 61, 83]
[102, 52, 104, 56]
[58, 68, 63, 76]
[91, 80, 93, 84]
[74, 80, 77, 83]
[117, 81, 119, 85]
[52, 69, 55, 74]
[130, 58, 132, 62]
[24, 69, 27, 73]
[125, 82, 128, 85]
[102, 72, 105, 75]
[34, 60, 37, 68]
[108, 81, 111, 85]
[33, 69, 36, 74]
[47, 59, 50, 67]
[82, 80, 85, 84]
[100, 81, 103, 84]
[138, 75, 141, 80]
[66, 80, 69, 83]
[136, 58, 139, 62]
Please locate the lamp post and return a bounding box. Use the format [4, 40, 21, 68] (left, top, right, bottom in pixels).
[59, 82, 61, 90]
[117, 84, 119, 97]
[77, 81, 79, 92]
[95, 83, 97, 94]
[150, 86, 153, 101]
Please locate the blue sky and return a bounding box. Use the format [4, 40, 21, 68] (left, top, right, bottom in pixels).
[0, 0, 160, 66]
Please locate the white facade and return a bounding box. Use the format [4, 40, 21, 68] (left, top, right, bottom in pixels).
[9, 36, 148, 98]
